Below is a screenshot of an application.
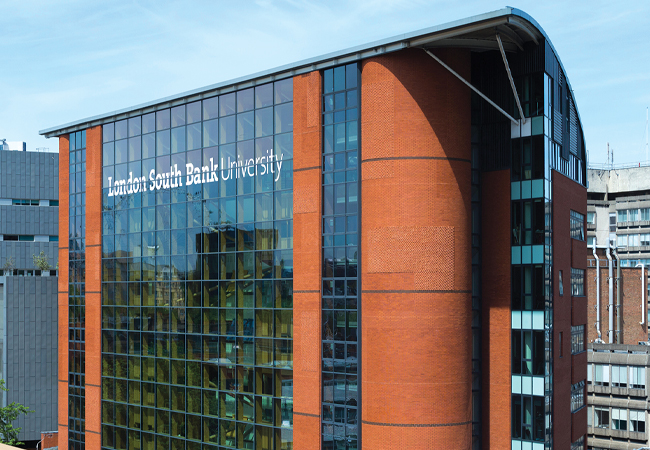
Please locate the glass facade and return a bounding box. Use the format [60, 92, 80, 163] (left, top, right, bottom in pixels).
[69, 130, 87, 450]
[100, 80, 294, 450]
[321, 63, 359, 450]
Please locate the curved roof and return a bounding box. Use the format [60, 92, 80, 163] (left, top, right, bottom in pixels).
[40, 7, 579, 138]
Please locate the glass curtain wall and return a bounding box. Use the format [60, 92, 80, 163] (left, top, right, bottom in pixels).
[510, 69, 553, 449]
[69, 130, 87, 450]
[321, 63, 360, 450]
[100, 79, 294, 450]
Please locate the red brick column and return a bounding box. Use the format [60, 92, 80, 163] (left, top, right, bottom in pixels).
[84, 125, 103, 449]
[481, 170, 511, 450]
[360, 48, 472, 449]
[292, 71, 323, 450]
[58, 135, 70, 450]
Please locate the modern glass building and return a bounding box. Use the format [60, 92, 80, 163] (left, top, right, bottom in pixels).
[41, 7, 588, 450]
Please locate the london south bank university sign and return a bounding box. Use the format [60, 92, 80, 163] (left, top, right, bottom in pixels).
[107, 150, 285, 197]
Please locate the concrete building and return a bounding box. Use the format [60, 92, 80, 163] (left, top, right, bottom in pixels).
[41, 8, 588, 450]
[0, 147, 59, 443]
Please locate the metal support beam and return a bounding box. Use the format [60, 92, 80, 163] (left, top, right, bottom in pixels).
[496, 33, 526, 124]
[422, 48, 519, 125]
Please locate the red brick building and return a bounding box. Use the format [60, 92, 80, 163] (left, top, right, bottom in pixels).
[41, 7, 587, 450]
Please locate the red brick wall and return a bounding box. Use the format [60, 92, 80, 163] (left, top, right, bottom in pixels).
[480, 170, 511, 450]
[360, 48, 472, 449]
[292, 71, 323, 450]
[552, 171, 587, 448]
[41, 431, 58, 450]
[57, 135, 70, 450]
[84, 125, 103, 449]
[586, 263, 648, 344]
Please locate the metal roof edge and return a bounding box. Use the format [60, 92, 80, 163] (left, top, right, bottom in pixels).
[40, 6, 584, 140]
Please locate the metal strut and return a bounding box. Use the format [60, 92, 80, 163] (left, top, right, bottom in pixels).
[422, 48, 519, 125]
[496, 33, 526, 124]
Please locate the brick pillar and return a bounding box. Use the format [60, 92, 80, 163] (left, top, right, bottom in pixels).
[58, 135, 70, 450]
[360, 48, 473, 449]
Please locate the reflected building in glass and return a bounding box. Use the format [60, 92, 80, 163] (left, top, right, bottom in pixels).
[42, 7, 588, 450]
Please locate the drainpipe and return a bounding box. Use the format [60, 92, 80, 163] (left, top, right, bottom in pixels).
[593, 244, 602, 340]
[614, 248, 621, 343]
[637, 263, 645, 325]
[606, 244, 614, 343]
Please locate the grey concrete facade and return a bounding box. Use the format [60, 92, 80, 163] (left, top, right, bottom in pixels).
[588, 344, 650, 449]
[0, 149, 58, 442]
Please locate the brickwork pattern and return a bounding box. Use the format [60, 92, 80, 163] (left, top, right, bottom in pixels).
[480, 170, 511, 450]
[360, 48, 472, 449]
[292, 71, 323, 450]
[552, 171, 588, 448]
[586, 265, 648, 345]
[57, 134, 70, 450]
[84, 125, 103, 438]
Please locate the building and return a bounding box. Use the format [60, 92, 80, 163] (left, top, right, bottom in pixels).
[0, 147, 59, 443]
[40, 8, 588, 450]
[587, 165, 650, 326]
[585, 241, 650, 449]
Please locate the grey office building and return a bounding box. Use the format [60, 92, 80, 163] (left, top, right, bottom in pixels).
[0, 147, 59, 442]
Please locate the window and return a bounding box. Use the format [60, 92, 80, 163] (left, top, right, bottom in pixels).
[630, 234, 640, 247]
[630, 366, 646, 389]
[587, 236, 595, 247]
[629, 208, 640, 221]
[610, 213, 617, 231]
[611, 365, 627, 387]
[587, 363, 592, 385]
[594, 406, 609, 428]
[570, 436, 584, 450]
[612, 408, 627, 430]
[50, 200, 59, 207]
[49, 236, 59, 242]
[11, 199, 39, 206]
[587, 212, 595, 224]
[18, 235, 34, 241]
[618, 210, 627, 223]
[559, 270, 564, 296]
[571, 381, 585, 412]
[641, 233, 650, 246]
[571, 325, 584, 354]
[630, 409, 646, 433]
[617, 235, 627, 248]
[571, 268, 585, 296]
[570, 210, 585, 240]
[3, 235, 17, 241]
[642, 208, 650, 221]
[594, 364, 609, 387]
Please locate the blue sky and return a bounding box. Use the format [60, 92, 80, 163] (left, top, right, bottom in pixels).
[1, 0, 649, 164]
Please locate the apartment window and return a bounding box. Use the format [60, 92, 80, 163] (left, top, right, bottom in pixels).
[571, 325, 584, 354]
[630, 366, 646, 389]
[570, 210, 585, 240]
[618, 210, 627, 223]
[594, 364, 609, 386]
[641, 208, 650, 221]
[587, 236, 595, 247]
[617, 235, 627, 248]
[630, 410, 646, 432]
[611, 365, 627, 387]
[610, 213, 616, 231]
[570, 436, 584, 450]
[587, 212, 595, 224]
[571, 380, 585, 412]
[594, 406, 609, 428]
[612, 408, 627, 430]
[641, 233, 650, 246]
[571, 268, 585, 296]
[630, 234, 640, 247]
[629, 208, 640, 221]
